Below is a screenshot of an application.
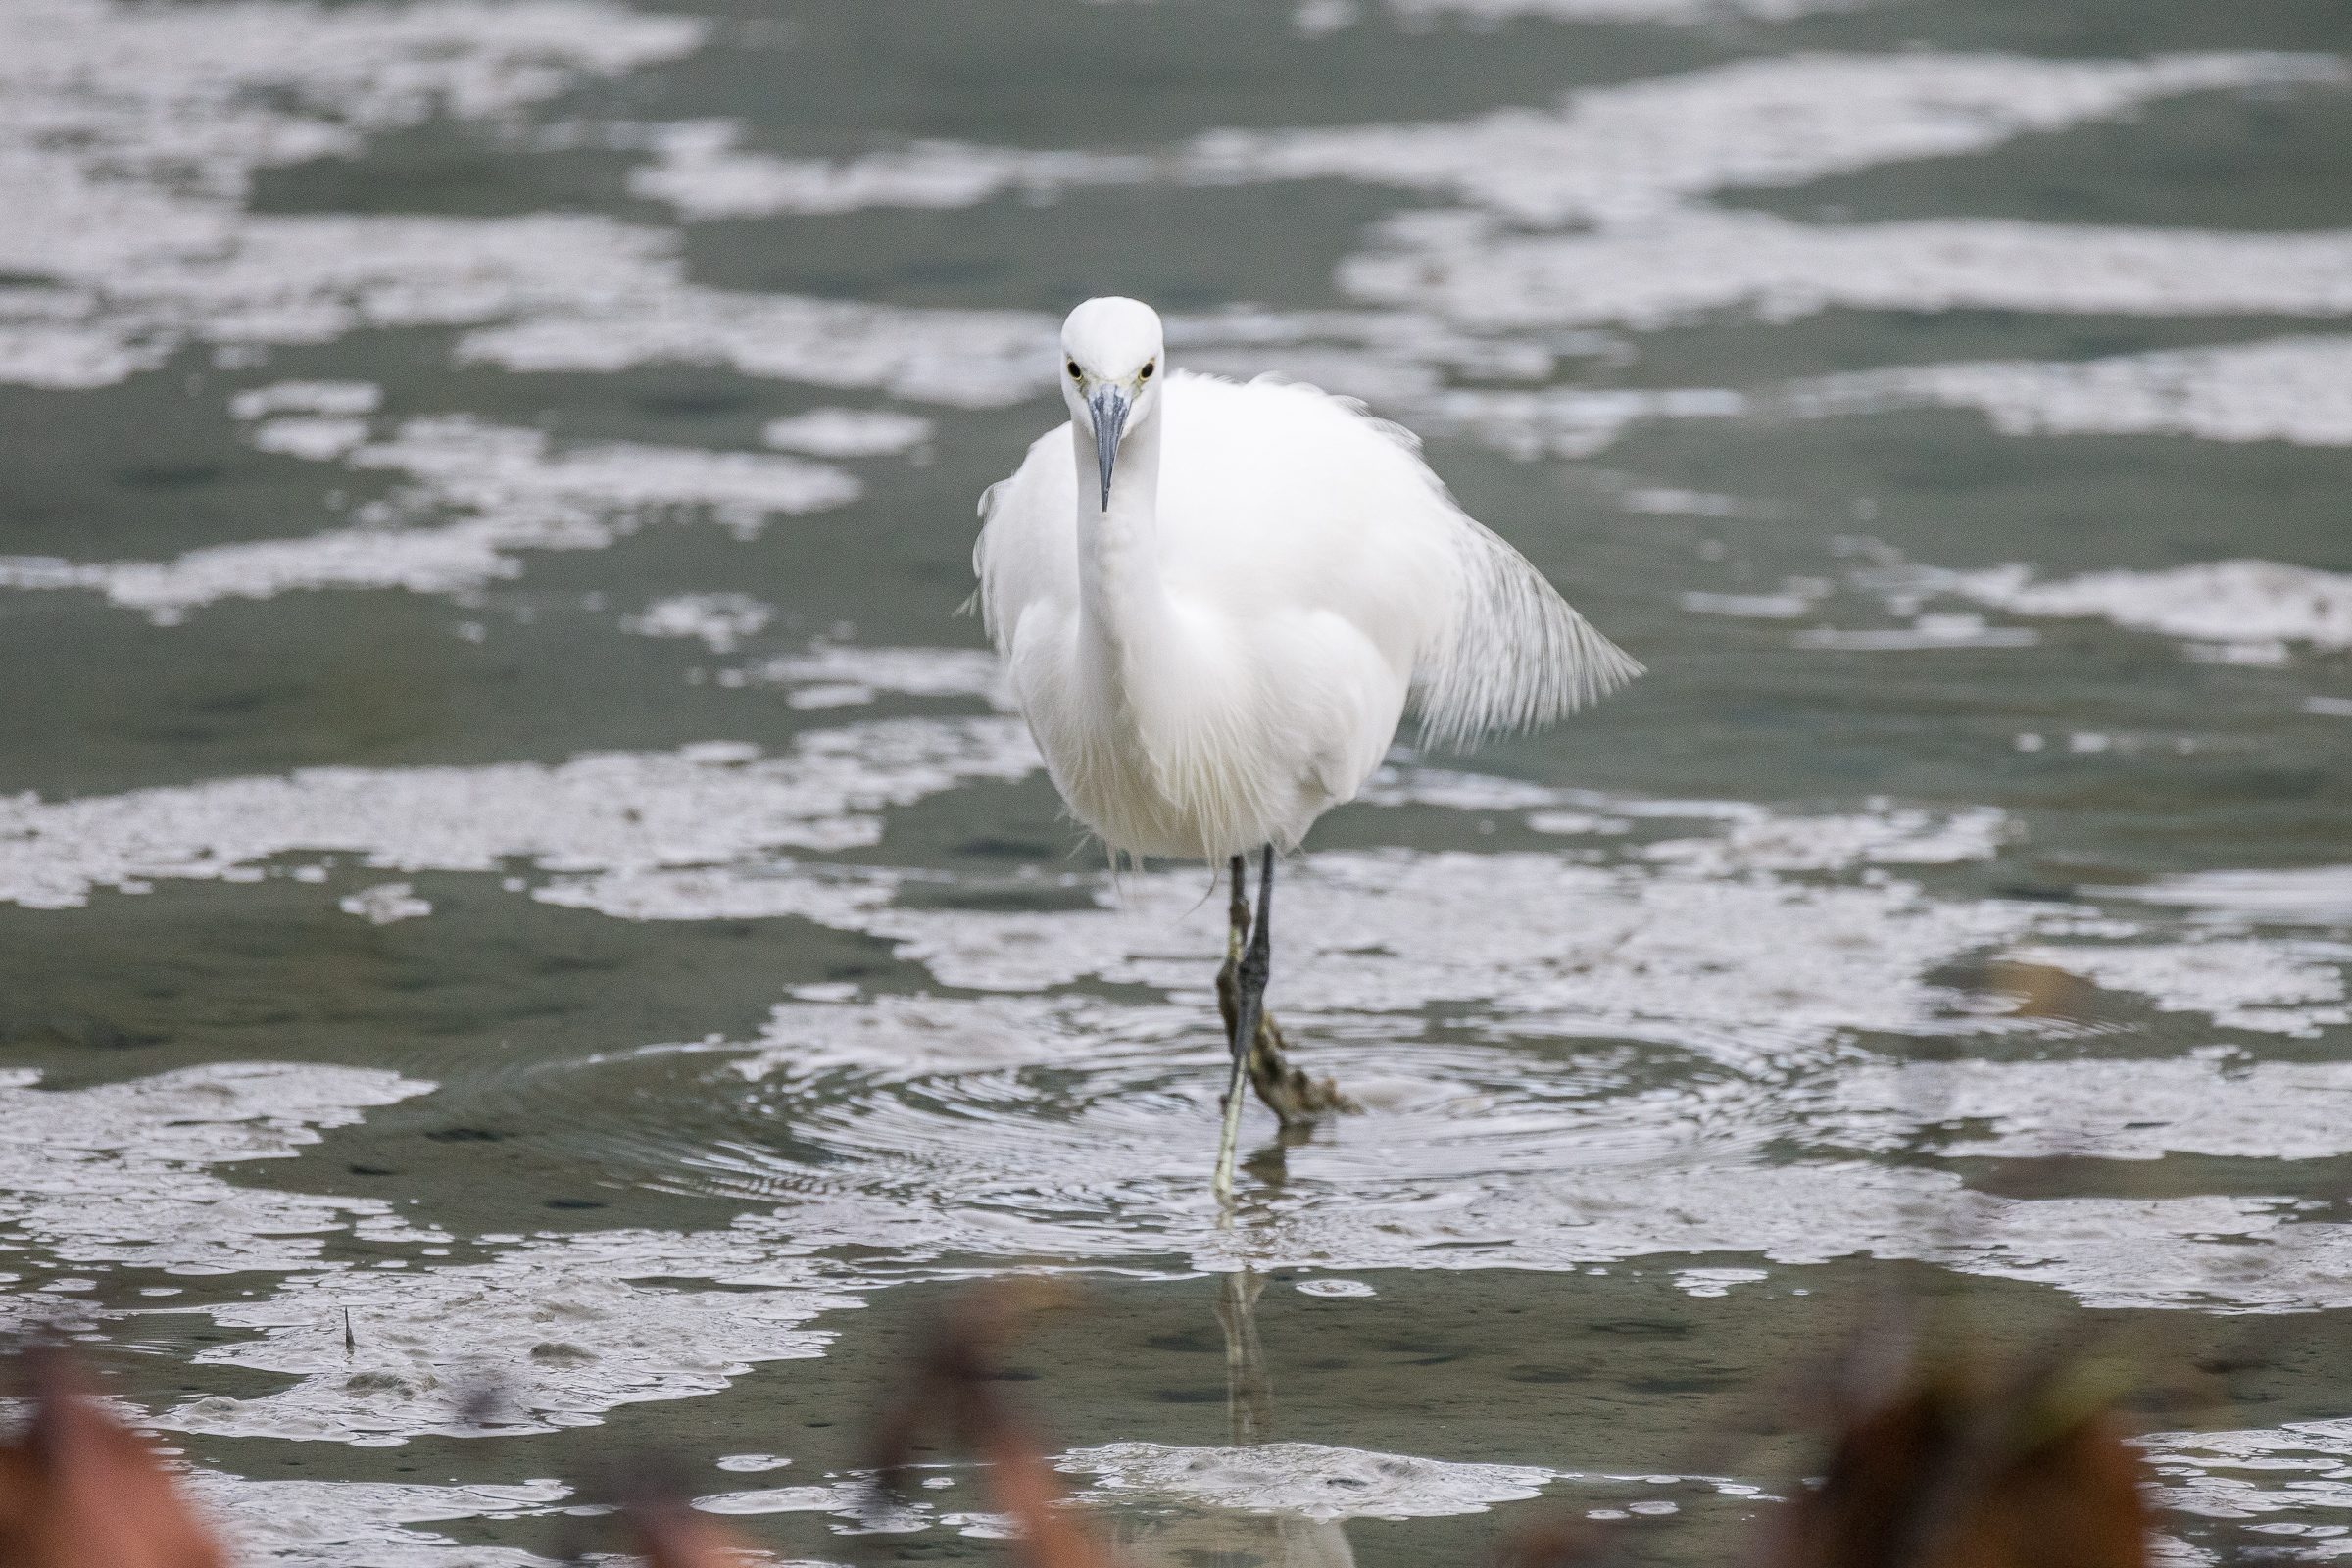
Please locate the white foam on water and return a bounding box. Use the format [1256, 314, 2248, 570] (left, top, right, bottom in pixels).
[570, 844, 2034, 1044]
[693, 1042, 2352, 1305]
[2007, 941, 2351, 1037]
[0, 416, 859, 621]
[694, 1484, 850, 1516]
[1625, 488, 1755, 516]
[350, 418, 860, 522]
[1682, 590, 1816, 618]
[1404, 385, 1746, 460]
[1945, 561, 2352, 654]
[1382, 338, 2352, 465]
[1641, 804, 2010, 873]
[340, 881, 432, 924]
[8, 9, 2346, 457]
[1824, 1054, 2352, 1161]
[1790, 615, 2041, 653]
[457, 295, 1062, 408]
[606, 55, 2352, 427]
[2141, 1419, 2352, 1545]
[1295, 0, 1866, 31]
[1791, 335, 2352, 447]
[185, 1472, 569, 1568]
[1164, 306, 1567, 386]
[0, 0, 1058, 412]
[0, 525, 522, 624]
[1673, 1266, 1768, 1297]
[624, 593, 775, 654]
[230, 381, 382, 420]
[1356, 764, 1583, 812]
[0, 1063, 433, 1280]
[1061, 1441, 1555, 1520]
[0, 717, 1043, 909]
[763, 408, 936, 457]
[8, 746, 2350, 1319]
[1345, 210, 2352, 331]
[0, 0, 705, 388]
[6, 721, 2330, 1072]
[1219, 52, 2340, 226]
[2125, 867, 2352, 926]
[627, 121, 1152, 220]
[731, 646, 1013, 710]
[627, 54, 2334, 226]
[1381, 0, 1860, 24]
[161, 1229, 851, 1443]
[251, 416, 374, 462]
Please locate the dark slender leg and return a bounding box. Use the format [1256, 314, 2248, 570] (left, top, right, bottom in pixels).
[1212, 850, 1272, 1200]
[1218, 854, 1249, 994]
[1238, 846, 1274, 1060]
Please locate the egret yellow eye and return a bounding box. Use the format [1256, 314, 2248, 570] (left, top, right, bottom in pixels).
[1140, 362, 1154, 380]
[1067, 361, 1081, 378]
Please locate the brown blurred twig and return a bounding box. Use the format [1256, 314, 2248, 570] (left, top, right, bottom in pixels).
[868, 1280, 1117, 1568]
[0, 1348, 225, 1568]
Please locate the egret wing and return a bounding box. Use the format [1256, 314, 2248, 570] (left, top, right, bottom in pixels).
[973, 424, 1080, 653]
[1152, 372, 1642, 752]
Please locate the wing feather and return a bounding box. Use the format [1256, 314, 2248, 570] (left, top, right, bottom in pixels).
[1413, 511, 1645, 753]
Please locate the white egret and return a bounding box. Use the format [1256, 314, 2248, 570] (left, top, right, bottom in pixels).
[974, 297, 1641, 1200]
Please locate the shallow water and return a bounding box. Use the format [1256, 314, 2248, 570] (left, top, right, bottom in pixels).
[1, 0, 2349, 1561]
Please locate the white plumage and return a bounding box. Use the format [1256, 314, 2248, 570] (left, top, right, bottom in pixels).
[974, 297, 1640, 865]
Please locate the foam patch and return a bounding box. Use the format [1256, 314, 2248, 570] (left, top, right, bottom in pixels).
[624, 593, 775, 654]
[1344, 210, 2352, 330]
[2005, 941, 2351, 1036]
[458, 294, 1061, 408]
[626, 53, 2334, 226]
[1406, 385, 1745, 460]
[1060, 1441, 1554, 1519]
[1948, 562, 2352, 654]
[1791, 335, 2352, 447]
[163, 1231, 850, 1443]
[185, 1472, 570, 1568]
[0, 0, 704, 388]
[0, 718, 1043, 909]
[0, 1063, 433, 1282]
[762, 408, 935, 457]
[0, 416, 858, 622]
[2125, 867, 2352, 926]
[2141, 1418, 2352, 1554]
[729, 646, 1011, 710]
[1378, 0, 1857, 20]
[693, 1022, 2352, 1309]
[562, 845, 2036, 1047]
[1825, 1054, 2352, 1161]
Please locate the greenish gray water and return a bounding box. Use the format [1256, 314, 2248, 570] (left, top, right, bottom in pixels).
[0, 0, 2348, 1561]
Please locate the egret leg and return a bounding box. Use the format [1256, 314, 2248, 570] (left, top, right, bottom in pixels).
[1213, 851, 1360, 1200]
[1212, 852, 1265, 1202]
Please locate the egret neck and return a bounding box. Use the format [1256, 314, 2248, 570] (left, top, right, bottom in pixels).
[1071, 382, 1174, 674]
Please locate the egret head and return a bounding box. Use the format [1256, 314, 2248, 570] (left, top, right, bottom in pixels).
[1060, 296, 1163, 510]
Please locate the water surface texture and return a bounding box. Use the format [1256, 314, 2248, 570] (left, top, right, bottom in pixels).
[2, 0, 2350, 1562]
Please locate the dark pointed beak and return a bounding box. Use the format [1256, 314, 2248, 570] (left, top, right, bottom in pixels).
[1087, 384, 1129, 511]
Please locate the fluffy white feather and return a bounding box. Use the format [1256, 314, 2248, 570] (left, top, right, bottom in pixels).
[974, 298, 1639, 861]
